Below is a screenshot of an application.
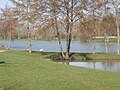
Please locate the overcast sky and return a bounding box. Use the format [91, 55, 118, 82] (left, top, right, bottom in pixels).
[0, 0, 13, 8]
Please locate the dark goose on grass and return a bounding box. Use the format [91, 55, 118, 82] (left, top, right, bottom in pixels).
[0, 61, 5, 64]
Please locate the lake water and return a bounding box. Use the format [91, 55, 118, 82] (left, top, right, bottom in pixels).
[1, 40, 120, 72]
[70, 61, 120, 72]
[0, 40, 119, 53]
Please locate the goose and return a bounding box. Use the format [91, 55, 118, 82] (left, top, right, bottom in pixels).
[26, 48, 29, 51]
[39, 48, 43, 52]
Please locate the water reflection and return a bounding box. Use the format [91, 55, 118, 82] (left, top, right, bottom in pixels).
[70, 61, 120, 72]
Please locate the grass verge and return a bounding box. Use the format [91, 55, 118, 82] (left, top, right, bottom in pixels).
[0, 50, 120, 90]
[47, 52, 120, 61]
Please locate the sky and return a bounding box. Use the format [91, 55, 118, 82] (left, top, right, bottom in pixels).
[0, 0, 13, 8]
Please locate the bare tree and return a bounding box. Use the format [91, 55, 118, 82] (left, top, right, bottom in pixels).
[0, 7, 8, 48]
[54, 0, 108, 64]
[1, 6, 17, 49]
[46, 0, 65, 62]
[11, 0, 41, 53]
[108, 0, 120, 54]
[0, 19, 6, 48]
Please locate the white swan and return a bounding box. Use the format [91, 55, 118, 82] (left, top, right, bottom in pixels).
[26, 48, 29, 51]
[39, 48, 43, 52]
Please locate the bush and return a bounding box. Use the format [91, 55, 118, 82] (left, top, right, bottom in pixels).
[49, 53, 62, 61]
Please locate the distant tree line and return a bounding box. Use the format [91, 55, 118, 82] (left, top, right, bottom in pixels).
[0, 0, 120, 64]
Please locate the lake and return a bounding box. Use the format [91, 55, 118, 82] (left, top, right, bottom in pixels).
[0, 40, 119, 53]
[70, 61, 120, 72]
[1, 40, 120, 72]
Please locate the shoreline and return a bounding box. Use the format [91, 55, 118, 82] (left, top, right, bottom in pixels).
[27, 51, 120, 61]
[1, 49, 120, 61]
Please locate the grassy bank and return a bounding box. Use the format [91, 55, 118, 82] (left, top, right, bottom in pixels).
[47, 52, 120, 61]
[0, 51, 120, 90]
[71, 53, 120, 61]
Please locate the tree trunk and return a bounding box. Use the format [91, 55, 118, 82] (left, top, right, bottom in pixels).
[93, 62, 96, 69]
[105, 41, 108, 53]
[7, 31, 12, 50]
[93, 40, 96, 54]
[93, 30, 96, 54]
[58, 38, 65, 63]
[28, 39, 32, 54]
[65, 32, 70, 65]
[27, 1, 32, 54]
[93, 10, 96, 54]
[104, 61, 107, 70]
[104, 33, 108, 53]
[116, 18, 119, 54]
[117, 62, 119, 71]
[2, 34, 5, 48]
[115, 2, 120, 54]
[54, 11, 65, 62]
[65, 0, 73, 65]
[27, 26, 32, 54]
[65, 25, 72, 65]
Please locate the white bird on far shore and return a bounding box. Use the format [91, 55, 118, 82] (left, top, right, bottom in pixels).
[39, 48, 43, 52]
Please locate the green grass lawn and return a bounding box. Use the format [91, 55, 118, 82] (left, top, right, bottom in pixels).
[0, 51, 120, 90]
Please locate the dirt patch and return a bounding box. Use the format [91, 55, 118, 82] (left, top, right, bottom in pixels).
[0, 87, 4, 90]
[0, 50, 8, 53]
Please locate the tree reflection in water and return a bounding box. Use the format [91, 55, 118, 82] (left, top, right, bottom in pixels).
[70, 61, 120, 72]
